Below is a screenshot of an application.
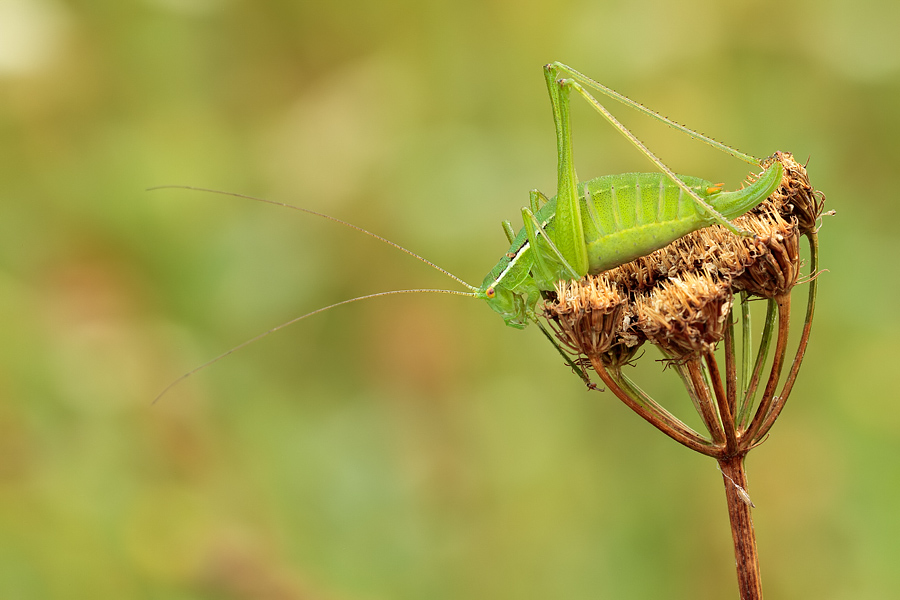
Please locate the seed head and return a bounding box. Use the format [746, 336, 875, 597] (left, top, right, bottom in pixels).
[762, 151, 825, 235]
[540, 152, 818, 372]
[536, 150, 824, 459]
[543, 277, 628, 358]
[634, 272, 733, 361]
[733, 210, 801, 299]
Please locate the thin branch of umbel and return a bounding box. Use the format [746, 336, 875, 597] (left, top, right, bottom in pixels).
[542, 151, 825, 459]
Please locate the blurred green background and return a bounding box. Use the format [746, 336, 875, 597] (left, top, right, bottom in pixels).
[1, 0, 897, 598]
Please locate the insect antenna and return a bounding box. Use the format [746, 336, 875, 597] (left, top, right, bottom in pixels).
[150, 185, 483, 402]
[148, 185, 479, 292]
[153, 287, 478, 404]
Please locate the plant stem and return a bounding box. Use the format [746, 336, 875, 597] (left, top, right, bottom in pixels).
[718, 454, 762, 600]
[756, 231, 820, 440]
[706, 350, 737, 454]
[686, 359, 727, 446]
[744, 294, 791, 445]
[738, 298, 776, 429]
[589, 356, 719, 456]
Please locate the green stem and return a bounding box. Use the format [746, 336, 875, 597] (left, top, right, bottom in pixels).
[617, 370, 708, 444]
[589, 357, 719, 456]
[737, 299, 776, 430]
[744, 294, 791, 446]
[755, 231, 820, 440]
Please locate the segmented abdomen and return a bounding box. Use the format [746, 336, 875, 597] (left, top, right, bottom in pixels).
[579, 172, 714, 273]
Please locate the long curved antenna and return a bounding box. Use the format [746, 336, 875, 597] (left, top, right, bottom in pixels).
[148, 185, 479, 292]
[153, 288, 478, 404]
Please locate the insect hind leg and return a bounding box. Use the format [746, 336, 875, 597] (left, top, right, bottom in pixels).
[557, 76, 753, 237]
[548, 62, 760, 166]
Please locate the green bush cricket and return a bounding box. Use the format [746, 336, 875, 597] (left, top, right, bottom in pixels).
[478, 62, 782, 328]
[154, 62, 783, 400]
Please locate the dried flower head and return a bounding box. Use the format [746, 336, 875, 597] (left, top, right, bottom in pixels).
[543, 277, 626, 358]
[634, 272, 733, 360]
[536, 150, 824, 459]
[733, 210, 801, 298]
[763, 151, 825, 235]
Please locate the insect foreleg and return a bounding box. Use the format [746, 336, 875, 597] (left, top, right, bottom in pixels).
[535, 320, 596, 390]
[562, 78, 753, 237]
[502, 220, 516, 244]
[548, 62, 759, 166]
[529, 189, 550, 213]
[521, 206, 579, 287]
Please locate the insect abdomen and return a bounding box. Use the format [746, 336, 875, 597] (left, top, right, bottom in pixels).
[581, 172, 714, 273]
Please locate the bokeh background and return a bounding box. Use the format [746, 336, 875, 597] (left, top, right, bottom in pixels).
[1, 0, 897, 598]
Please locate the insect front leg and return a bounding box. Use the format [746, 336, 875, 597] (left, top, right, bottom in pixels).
[521, 206, 578, 289]
[535, 320, 596, 390]
[529, 189, 550, 213]
[502, 220, 516, 245]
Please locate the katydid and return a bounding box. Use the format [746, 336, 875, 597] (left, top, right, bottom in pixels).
[477, 62, 782, 328]
[154, 62, 783, 400]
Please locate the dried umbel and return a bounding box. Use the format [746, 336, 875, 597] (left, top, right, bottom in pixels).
[541, 151, 825, 458]
[765, 151, 824, 235]
[635, 272, 733, 360]
[541, 153, 826, 600]
[547, 277, 626, 358]
[734, 210, 801, 299]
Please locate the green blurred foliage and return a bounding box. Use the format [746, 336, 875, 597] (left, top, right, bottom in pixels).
[0, 0, 898, 598]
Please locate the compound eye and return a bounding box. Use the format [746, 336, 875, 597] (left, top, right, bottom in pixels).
[486, 287, 496, 299]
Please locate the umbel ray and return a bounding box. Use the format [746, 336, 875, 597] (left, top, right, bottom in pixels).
[154, 62, 784, 402]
